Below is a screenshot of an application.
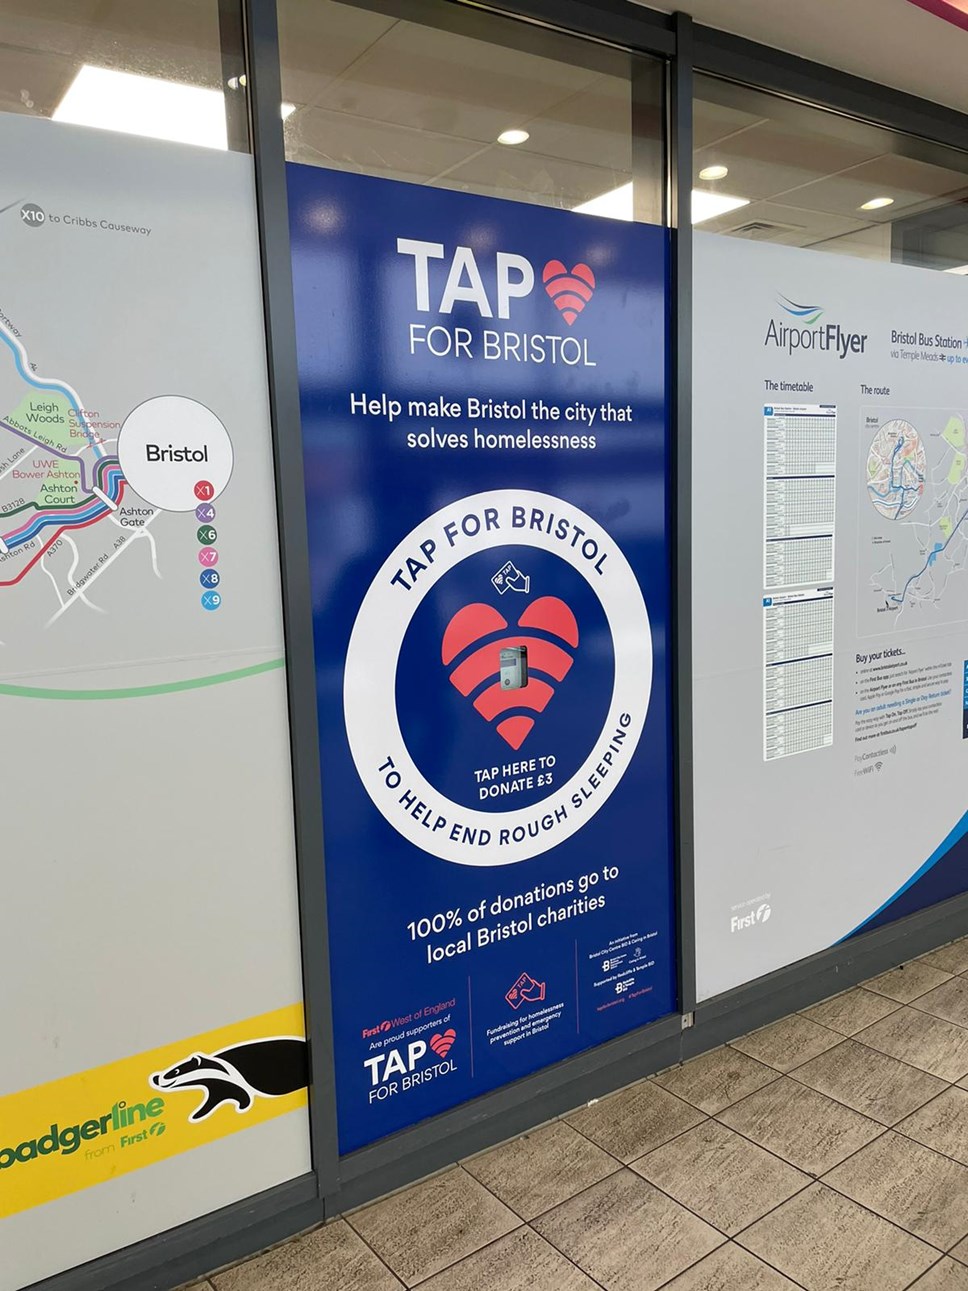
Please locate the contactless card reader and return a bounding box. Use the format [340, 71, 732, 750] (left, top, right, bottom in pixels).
[500, 645, 528, 690]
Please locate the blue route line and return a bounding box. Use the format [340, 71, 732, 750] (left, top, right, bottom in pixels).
[0, 328, 105, 459]
[868, 436, 924, 517]
[889, 505, 968, 605]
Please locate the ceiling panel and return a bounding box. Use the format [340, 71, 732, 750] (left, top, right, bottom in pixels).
[519, 75, 634, 172]
[647, 0, 968, 114]
[778, 154, 968, 218]
[0, 46, 77, 118]
[443, 145, 628, 210]
[693, 97, 765, 151]
[279, 2, 398, 107]
[311, 21, 600, 145]
[286, 106, 484, 182]
[699, 197, 873, 245]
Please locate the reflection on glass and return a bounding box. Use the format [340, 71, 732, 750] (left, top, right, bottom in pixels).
[278, 0, 664, 222]
[694, 72, 968, 269]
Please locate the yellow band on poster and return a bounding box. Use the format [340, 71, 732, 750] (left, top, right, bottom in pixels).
[0, 1004, 307, 1219]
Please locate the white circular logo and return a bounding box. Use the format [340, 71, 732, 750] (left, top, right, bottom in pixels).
[344, 489, 653, 866]
[118, 396, 233, 511]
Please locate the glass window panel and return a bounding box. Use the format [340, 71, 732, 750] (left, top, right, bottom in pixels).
[695, 73, 968, 269]
[279, 0, 664, 224]
[0, 0, 245, 150]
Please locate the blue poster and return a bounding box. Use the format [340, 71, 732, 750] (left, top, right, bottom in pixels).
[287, 164, 675, 1153]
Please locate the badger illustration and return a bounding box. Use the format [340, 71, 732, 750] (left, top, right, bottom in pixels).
[150, 1036, 308, 1122]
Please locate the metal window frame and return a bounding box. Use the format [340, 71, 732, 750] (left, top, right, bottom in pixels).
[25, 3, 968, 1290]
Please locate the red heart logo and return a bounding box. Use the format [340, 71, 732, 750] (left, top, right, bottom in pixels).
[542, 260, 595, 325]
[430, 1028, 456, 1057]
[441, 597, 579, 749]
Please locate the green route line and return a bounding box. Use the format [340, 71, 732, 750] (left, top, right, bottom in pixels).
[0, 657, 284, 700]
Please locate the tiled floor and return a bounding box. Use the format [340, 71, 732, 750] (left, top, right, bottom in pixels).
[185, 937, 968, 1291]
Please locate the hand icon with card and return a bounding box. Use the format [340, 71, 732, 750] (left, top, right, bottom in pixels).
[505, 972, 546, 1009]
[492, 561, 530, 595]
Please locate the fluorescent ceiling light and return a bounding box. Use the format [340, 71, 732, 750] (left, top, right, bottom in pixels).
[497, 128, 530, 146]
[692, 189, 750, 223]
[574, 182, 633, 220]
[574, 182, 749, 225]
[945, 264, 968, 274]
[699, 164, 729, 181]
[860, 196, 895, 210]
[55, 65, 228, 149]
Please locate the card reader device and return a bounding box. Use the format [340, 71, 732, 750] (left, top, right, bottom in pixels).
[500, 645, 528, 690]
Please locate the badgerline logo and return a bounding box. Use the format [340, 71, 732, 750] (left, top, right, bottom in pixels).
[731, 903, 772, 933]
[0, 1098, 166, 1171]
[766, 293, 867, 359]
[396, 239, 598, 366]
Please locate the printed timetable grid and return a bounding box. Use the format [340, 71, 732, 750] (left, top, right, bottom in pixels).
[763, 403, 837, 578]
[765, 535, 834, 590]
[763, 590, 834, 760]
[762, 404, 837, 761]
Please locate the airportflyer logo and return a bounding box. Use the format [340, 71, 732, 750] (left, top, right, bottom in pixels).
[0, 1005, 307, 1219]
[776, 294, 824, 326]
[766, 291, 868, 359]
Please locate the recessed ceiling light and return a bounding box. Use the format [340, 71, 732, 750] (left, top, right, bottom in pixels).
[574, 182, 749, 225]
[497, 128, 530, 146]
[860, 196, 895, 210]
[54, 65, 228, 150]
[945, 264, 968, 274]
[699, 164, 729, 181]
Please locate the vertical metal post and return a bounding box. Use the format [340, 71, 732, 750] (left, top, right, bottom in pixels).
[671, 12, 697, 1015]
[241, 0, 341, 1205]
[218, 0, 249, 152]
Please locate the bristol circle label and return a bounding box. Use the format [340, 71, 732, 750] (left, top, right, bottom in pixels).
[344, 489, 653, 866]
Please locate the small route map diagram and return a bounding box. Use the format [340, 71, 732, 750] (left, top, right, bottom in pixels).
[0, 322, 137, 607]
[859, 407, 968, 635]
[0, 110, 285, 691]
[866, 418, 925, 521]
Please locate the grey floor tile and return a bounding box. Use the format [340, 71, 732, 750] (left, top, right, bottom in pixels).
[416, 1226, 599, 1291]
[348, 1167, 518, 1287]
[921, 942, 968, 977]
[564, 1080, 705, 1163]
[899, 1088, 968, 1165]
[856, 1007, 968, 1081]
[658, 1243, 803, 1290]
[824, 1130, 968, 1250]
[908, 1258, 968, 1290]
[462, 1120, 618, 1220]
[800, 986, 901, 1036]
[653, 1046, 778, 1115]
[717, 1076, 883, 1176]
[533, 1169, 724, 1291]
[791, 1036, 946, 1125]
[916, 978, 968, 1030]
[730, 1014, 841, 1073]
[865, 961, 953, 1003]
[738, 1183, 936, 1291]
[632, 1119, 809, 1236]
[951, 1231, 968, 1265]
[210, 1222, 402, 1291]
